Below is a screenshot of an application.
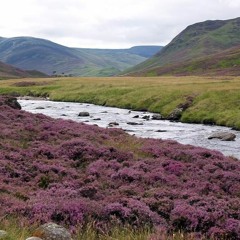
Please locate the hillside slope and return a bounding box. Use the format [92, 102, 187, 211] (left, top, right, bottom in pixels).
[128, 45, 240, 76]
[0, 37, 161, 76]
[126, 17, 240, 75]
[0, 60, 47, 79]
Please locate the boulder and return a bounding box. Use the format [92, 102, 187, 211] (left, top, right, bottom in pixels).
[0, 96, 21, 110]
[167, 96, 195, 121]
[78, 112, 90, 117]
[152, 114, 162, 120]
[178, 95, 194, 110]
[133, 115, 139, 118]
[142, 115, 150, 120]
[0, 230, 7, 239]
[208, 132, 236, 141]
[33, 223, 72, 240]
[127, 122, 143, 125]
[167, 108, 183, 121]
[108, 122, 119, 127]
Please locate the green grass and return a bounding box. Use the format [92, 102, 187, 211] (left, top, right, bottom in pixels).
[0, 218, 33, 240]
[1, 76, 240, 129]
[0, 218, 204, 240]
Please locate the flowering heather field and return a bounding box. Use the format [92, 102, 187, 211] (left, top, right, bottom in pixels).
[0, 96, 239, 239]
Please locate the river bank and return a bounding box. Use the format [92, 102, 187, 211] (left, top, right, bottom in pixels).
[1, 76, 240, 129]
[19, 99, 240, 159]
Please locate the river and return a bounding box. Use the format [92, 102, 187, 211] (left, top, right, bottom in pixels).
[18, 99, 240, 159]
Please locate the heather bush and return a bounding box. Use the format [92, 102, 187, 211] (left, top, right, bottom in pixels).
[0, 96, 239, 239]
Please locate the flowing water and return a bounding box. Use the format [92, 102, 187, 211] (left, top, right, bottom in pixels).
[19, 99, 240, 159]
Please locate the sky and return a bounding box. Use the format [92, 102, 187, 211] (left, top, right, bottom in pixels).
[1, 0, 240, 49]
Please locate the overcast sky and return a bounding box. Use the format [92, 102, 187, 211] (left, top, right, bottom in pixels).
[1, 0, 240, 48]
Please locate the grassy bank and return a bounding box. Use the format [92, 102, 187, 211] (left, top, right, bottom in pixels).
[0, 219, 203, 240]
[0, 76, 240, 129]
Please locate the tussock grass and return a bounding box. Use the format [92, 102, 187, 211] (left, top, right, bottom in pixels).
[0, 219, 206, 240]
[0, 218, 32, 240]
[1, 76, 240, 129]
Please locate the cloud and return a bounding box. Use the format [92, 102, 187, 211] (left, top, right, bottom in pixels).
[0, 0, 240, 48]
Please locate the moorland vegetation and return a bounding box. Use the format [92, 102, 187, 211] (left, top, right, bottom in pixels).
[0, 96, 239, 239]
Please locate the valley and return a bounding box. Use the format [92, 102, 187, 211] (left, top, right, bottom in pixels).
[0, 13, 240, 240]
[0, 37, 161, 77]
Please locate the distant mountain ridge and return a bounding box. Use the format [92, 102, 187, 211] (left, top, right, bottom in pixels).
[125, 17, 240, 76]
[0, 60, 47, 79]
[0, 37, 162, 76]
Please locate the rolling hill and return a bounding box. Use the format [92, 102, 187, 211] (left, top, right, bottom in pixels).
[0, 60, 47, 79]
[0, 37, 162, 76]
[127, 45, 240, 76]
[125, 17, 240, 76]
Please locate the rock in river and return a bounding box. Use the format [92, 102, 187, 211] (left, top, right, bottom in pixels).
[152, 114, 162, 120]
[208, 132, 236, 141]
[78, 112, 90, 117]
[127, 122, 143, 125]
[108, 122, 119, 127]
[142, 115, 150, 120]
[167, 108, 183, 121]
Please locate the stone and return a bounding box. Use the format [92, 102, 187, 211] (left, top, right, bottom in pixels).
[202, 119, 215, 125]
[167, 96, 195, 121]
[208, 132, 236, 141]
[142, 115, 150, 120]
[26, 237, 43, 240]
[78, 112, 90, 117]
[36, 107, 45, 109]
[133, 115, 139, 118]
[0, 96, 22, 110]
[33, 222, 72, 240]
[178, 96, 194, 110]
[167, 108, 183, 121]
[156, 130, 167, 132]
[152, 114, 162, 120]
[0, 230, 7, 238]
[127, 122, 143, 125]
[108, 122, 119, 127]
[93, 118, 101, 120]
